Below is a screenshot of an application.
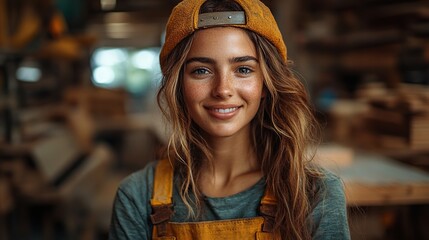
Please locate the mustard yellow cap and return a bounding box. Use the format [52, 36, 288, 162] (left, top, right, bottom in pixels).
[160, 0, 287, 70]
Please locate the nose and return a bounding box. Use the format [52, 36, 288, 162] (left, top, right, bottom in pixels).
[212, 72, 233, 99]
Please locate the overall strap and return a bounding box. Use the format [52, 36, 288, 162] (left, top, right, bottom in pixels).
[259, 187, 277, 233]
[150, 159, 174, 237]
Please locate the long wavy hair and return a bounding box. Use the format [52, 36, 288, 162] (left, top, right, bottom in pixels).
[157, 1, 322, 239]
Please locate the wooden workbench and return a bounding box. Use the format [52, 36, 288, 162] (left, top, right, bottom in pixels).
[325, 152, 429, 206]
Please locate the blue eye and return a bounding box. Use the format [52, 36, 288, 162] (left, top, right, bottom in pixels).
[237, 67, 252, 75]
[192, 68, 210, 75]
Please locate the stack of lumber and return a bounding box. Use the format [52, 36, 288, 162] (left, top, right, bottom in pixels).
[362, 85, 429, 150]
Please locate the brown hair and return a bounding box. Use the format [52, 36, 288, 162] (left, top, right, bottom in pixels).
[157, 1, 322, 239]
[249, 30, 322, 239]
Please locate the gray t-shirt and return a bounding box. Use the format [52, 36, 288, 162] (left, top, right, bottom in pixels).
[109, 161, 350, 239]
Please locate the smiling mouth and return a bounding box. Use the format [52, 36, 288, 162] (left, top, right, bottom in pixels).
[213, 107, 238, 114]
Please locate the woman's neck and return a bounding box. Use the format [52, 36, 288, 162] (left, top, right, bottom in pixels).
[208, 136, 256, 173]
[199, 130, 262, 197]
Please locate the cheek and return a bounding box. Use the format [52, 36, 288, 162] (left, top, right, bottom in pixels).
[183, 81, 205, 105]
[239, 80, 264, 99]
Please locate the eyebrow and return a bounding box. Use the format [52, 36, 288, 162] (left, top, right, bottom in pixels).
[185, 55, 258, 65]
[230, 56, 258, 63]
[186, 57, 215, 65]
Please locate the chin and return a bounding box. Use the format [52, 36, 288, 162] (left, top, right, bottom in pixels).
[203, 126, 249, 139]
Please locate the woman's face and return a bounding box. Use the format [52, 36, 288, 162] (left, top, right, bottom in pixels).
[183, 27, 264, 139]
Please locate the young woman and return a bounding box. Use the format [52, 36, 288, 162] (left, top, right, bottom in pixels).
[109, 0, 350, 239]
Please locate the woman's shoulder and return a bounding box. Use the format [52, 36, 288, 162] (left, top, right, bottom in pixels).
[318, 168, 343, 187]
[311, 168, 350, 239]
[314, 168, 345, 201]
[110, 161, 160, 239]
[117, 160, 159, 195]
[310, 167, 347, 219]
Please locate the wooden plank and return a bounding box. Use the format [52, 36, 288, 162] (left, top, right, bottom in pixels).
[344, 182, 429, 206]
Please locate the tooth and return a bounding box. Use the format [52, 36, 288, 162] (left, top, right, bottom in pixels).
[214, 107, 236, 113]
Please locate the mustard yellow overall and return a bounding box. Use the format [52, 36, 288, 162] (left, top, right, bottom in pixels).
[150, 160, 276, 240]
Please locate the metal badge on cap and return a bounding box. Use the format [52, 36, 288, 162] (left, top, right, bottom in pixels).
[197, 11, 246, 28]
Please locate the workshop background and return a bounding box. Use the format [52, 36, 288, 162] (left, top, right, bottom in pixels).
[1, 0, 429, 239]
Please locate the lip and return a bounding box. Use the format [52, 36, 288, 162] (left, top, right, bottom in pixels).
[204, 105, 242, 120]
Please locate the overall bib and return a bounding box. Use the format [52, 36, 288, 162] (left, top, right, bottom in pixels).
[150, 159, 277, 240]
